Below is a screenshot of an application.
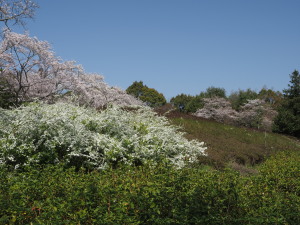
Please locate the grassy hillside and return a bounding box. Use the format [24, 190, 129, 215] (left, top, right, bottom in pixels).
[157, 105, 300, 171]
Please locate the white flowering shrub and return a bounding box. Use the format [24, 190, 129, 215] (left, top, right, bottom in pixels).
[0, 103, 206, 170]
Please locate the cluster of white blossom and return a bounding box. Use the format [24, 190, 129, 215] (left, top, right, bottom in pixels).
[238, 99, 278, 130]
[0, 0, 38, 28]
[0, 103, 207, 170]
[0, 31, 142, 108]
[194, 98, 277, 130]
[194, 97, 239, 124]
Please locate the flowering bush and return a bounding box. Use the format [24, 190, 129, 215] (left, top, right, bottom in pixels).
[0, 103, 206, 170]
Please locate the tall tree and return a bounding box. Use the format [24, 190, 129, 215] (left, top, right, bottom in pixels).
[283, 70, 300, 99]
[273, 70, 300, 137]
[0, 0, 38, 29]
[126, 81, 166, 107]
[0, 31, 142, 108]
[0, 0, 38, 107]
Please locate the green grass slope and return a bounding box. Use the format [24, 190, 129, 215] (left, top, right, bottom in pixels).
[160, 108, 300, 170]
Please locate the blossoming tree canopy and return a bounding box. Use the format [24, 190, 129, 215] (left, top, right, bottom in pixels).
[0, 0, 38, 28]
[0, 31, 142, 108]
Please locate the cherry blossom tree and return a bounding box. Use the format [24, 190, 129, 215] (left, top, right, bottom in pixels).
[0, 0, 38, 29]
[194, 97, 239, 124]
[0, 31, 142, 107]
[194, 97, 277, 131]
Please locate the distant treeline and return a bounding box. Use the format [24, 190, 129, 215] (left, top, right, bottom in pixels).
[126, 70, 300, 138]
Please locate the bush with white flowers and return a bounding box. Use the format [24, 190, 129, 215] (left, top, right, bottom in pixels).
[0, 103, 206, 170]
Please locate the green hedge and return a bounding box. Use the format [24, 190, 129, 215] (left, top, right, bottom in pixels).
[1, 150, 299, 224]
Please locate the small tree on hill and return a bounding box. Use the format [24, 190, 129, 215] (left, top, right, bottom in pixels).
[229, 89, 258, 110]
[125, 81, 144, 98]
[170, 94, 194, 112]
[204, 86, 226, 98]
[258, 88, 283, 108]
[126, 81, 166, 107]
[273, 70, 300, 137]
[185, 95, 204, 113]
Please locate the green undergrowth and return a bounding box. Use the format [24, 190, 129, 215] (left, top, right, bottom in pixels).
[0, 151, 299, 224]
[1, 104, 300, 224]
[170, 117, 300, 169]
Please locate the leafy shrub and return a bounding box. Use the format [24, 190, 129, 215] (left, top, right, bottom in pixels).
[0, 163, 241, 224]
[239, 151, 300, 224]
[0, 102, 206, 171]
[1, 151, 299, 224]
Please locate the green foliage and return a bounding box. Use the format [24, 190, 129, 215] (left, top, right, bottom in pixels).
[273, 97, 300, 137]
[258, 88, 283, 108]
[203, 86, 226, 98]
[274, 70, 300, 137]
[283, 70, 300, 99]
[171, 87, 226, 113]
[239, 151, 300, 224]
[1, 151, 299, 224]
[0, 77, 16, 108]
[126, 81, 145, 98]
[141, 88, 167, 107]
[185, 95, 204, 113]
[229, 89, 258, 110]
[170, 93, 194, 112]
[126, 81, 166, 107]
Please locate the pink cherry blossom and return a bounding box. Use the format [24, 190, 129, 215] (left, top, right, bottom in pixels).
[0, 31, 143, 107]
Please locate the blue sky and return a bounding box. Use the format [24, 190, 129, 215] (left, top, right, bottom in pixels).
[23, 0, 300, 100]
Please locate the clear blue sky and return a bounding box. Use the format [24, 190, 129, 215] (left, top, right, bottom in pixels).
[24, 0, 300, 100]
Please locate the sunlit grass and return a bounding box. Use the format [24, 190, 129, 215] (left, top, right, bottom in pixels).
[170, 117, 300, 169]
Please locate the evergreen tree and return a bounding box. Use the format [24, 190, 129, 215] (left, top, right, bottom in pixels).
[283, 70, 300, 99]
[273, 70, 300, 137]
